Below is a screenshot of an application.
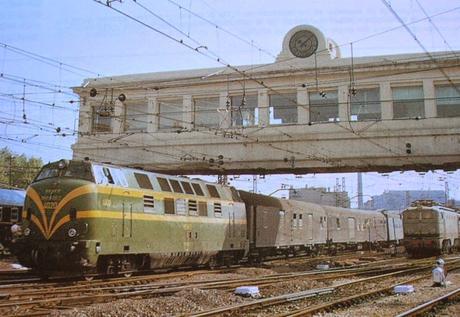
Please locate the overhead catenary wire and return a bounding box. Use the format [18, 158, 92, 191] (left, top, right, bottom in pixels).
[0, 41, 101, 77]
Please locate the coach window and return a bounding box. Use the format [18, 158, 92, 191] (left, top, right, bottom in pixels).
[181, 181, 194, 195]
[206, 185, 220, 198]
[11, 208, 19, 222]
[336, 218, 341, 230]
[392, 86, 424, 119]
[192, 183, 204, 196]
[170, 179, 184, 193]
[350, 88, 381, 121]
[124, 99, 148, 132]
[164, 198, 175, 214]
[159, 99, 184, 130]
[309, 90, 339, 123]
[194, 97, 220, 128]
[134, 173, 153, 190]
[269, 92, 297, 125]
[435, 85, 460, 117]
[230, 94, 258, 127]
[157, 177, 172, 192]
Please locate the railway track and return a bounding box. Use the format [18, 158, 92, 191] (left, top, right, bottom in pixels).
[187, 259, 460, 317]
[395, 287, 460, 317]
[2, 256, 458, 316]
[0, 259, 429, 316]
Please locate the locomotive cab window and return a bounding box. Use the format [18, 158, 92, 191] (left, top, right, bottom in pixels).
[134, 173, 153, 189]
[206, 185, 220, 198]
[102, 167, 114, 184]
[157, 177, 172, 192]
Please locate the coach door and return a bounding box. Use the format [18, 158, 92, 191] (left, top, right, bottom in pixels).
[348, 217, 356, 241]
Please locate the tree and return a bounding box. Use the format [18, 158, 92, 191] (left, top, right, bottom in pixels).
[0, 147, 43, 189]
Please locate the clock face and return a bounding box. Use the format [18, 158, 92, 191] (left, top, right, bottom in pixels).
[289, 30, 318, 58]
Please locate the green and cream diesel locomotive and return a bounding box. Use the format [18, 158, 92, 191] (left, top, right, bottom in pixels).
[14, 159, 248, 278]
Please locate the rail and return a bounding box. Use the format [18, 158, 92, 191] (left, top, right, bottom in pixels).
[395, 287, 460, 317]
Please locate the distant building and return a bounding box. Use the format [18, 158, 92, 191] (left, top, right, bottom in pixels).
[289, 186, 350, 208]
[364, 190, 446, 210]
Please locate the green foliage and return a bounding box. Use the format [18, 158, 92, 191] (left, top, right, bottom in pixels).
[0, 147, 43, 189]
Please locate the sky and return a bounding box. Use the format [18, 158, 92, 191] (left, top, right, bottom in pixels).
[0, 0, 459, 204]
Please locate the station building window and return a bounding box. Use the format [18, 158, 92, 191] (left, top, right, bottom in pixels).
[230, 94, 258, 127]
[269, 92, 297, 125]
[194, 97, 220, 128]
[92, 105, 113, 132]
[392, 86, 425, 118]
[159, 99, 184, 130]
[309, 90, 339, 123]
[124, 100, 148, 132]
[350, 88, 381, 121]
[435, 85, 460, 117]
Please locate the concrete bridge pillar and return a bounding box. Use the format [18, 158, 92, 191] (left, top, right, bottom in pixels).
[380, 82, 393, 120]
[147, 97, 158, 133]
[297, 87, 309, 124]
[258, 89, 269, 127]
[183, 95, 193, 130]
[338, 85, 349, 121]
[423, 79, 437, 118]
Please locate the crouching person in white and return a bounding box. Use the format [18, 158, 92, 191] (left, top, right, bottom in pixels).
[432, 259, 446, 287]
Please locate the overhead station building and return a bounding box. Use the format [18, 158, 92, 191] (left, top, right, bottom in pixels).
[72, 25, 460, 175]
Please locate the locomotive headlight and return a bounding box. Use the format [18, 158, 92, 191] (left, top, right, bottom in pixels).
[68, 228, 77, 237]
[24, 228, 31, 236]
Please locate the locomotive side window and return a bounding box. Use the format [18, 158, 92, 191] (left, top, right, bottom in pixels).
[164, 198, 175, 214]
[320, 216, 324, 229]
[206, 185, 220, 198]
[157, 177, 172, 192]
[192, 183, 204, 196]
[0, 207, 2, 222]
[336, 218, 341, 229]
[134, 173, 153, 189]
[170, 180, 184, 193]
[11, 208, 19, 222]
[181, 181, 194, 195]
